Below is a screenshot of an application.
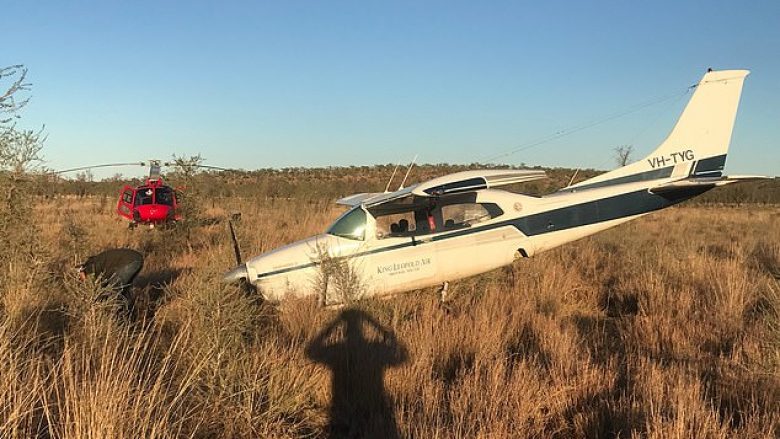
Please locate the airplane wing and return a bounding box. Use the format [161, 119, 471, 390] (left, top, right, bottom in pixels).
[336, 185, 419, 208]
[649, 175, 772, 194]
[336, 192, 383, 207]
[412, 169, 547, 196]
[336, 169, 547, 208]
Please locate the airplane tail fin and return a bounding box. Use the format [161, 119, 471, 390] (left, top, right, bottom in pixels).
[568, 69, 750, 190]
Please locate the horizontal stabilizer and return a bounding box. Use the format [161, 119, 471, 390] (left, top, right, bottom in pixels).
[649, 175, 771, 194]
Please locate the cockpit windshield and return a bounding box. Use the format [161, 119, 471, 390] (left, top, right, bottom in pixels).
[155, 187, 175, 206]
[327, 207, 366, 240]
[135, 188, 154, 206]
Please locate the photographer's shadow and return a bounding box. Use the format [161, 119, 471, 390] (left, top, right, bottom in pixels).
[306, 308, 408, 439]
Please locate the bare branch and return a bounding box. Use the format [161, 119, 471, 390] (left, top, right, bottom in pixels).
[0, 65, 31, 125]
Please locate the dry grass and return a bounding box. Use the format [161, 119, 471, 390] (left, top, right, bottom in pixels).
[1, 196, 778, 438]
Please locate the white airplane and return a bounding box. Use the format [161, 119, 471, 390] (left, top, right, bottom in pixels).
[224, 69, 769, 304]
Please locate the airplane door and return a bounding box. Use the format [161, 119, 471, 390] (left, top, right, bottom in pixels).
[116, 186, 135, 220]
[433, 201, 520, 281]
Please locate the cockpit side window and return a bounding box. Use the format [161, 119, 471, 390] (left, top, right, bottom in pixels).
[369, 194, 505, 239]
[327, 207, 367, 241]
[155, 187, 175, 206]
[122, 189, 134, 204]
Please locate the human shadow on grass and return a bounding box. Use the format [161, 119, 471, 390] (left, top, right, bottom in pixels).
[306, 308, 408, 439]
[131, 267, 185, 320]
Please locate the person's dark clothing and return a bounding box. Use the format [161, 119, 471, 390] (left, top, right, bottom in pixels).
[81, 248, 144, 296]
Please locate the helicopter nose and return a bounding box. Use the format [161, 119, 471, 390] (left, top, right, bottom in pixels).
[222, 263, 249, 284]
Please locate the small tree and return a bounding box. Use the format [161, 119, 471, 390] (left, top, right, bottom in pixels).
[312, 243, 364, 306]
[170, 154, 204, 180]
[613, 145, 634, 167]
[0, 65, 47, 292]
[166, 154, 207, 239]
[0, 127, 45, 175]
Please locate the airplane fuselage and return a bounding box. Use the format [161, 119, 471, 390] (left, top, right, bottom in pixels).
[222, 69, 760, 304]
[233, 179, 710, 303]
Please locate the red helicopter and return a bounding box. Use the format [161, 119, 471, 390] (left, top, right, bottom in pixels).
[56, 159, 229, 228]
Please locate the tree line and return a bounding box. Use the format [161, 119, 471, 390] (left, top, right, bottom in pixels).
[35, 165, 778, 205]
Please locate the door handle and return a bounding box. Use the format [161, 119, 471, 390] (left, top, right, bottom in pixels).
[412, 236, 432, 246]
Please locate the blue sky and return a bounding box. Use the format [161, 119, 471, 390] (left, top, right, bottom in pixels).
[4, 0, 779, 178]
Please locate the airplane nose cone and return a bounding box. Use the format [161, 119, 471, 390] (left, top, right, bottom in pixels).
[222, 263, 249, 284]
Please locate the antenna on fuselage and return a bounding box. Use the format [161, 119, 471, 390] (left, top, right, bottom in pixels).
[566, 168, 580, 187]
[384, 162, 401, 193]
[398, 154, 418, 190]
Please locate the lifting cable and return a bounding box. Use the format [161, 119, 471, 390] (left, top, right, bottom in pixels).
[478, 82, 698, 164]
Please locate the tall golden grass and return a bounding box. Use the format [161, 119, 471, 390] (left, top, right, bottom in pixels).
[1, 196, 778, 438]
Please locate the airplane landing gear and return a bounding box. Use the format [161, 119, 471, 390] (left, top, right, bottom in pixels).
[439, 281, 449, 303]
[437, 281, 452, 314]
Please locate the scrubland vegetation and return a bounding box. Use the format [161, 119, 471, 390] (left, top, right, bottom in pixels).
[0, 181, 778, 437]
[3, 62, 778, 437]
[37, 164, 780, 205]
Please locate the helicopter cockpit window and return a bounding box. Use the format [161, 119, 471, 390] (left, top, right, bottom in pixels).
[156, 187, 175, 206]
[135, 188, 154, 206]
[122, 190, 133, 204]
[327, 207, 366, 241]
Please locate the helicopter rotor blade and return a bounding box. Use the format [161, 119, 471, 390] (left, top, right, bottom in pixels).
[193, 164, 235, 172]
[54, 160, 238, 175]
[164, 163, 236, 172]
[54, 162, 146, 174]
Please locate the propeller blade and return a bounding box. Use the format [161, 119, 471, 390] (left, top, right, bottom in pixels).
[228, 213, 243, 265]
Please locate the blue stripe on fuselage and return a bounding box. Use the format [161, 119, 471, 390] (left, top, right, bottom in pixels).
[255, 186, 713, 279]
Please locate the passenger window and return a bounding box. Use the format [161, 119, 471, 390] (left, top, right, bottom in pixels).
[374, 212, 417, 239]
[441, 203, 502, 230]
